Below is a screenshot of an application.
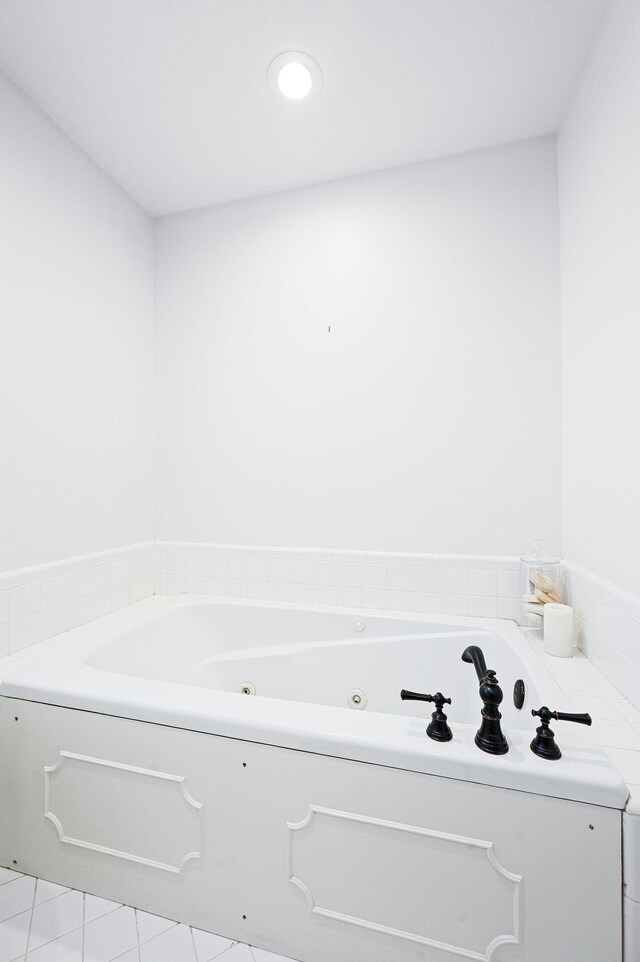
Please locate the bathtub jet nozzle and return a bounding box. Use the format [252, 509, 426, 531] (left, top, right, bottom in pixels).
[461, 646, 509, 755]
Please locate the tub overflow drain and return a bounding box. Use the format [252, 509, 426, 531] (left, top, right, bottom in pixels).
[353, 619, 366, 632]
[239, 682, 256, 696]
[347, 688, 367, 709]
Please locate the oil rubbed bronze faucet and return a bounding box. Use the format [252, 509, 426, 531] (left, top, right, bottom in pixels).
[461, 645, 509, 755]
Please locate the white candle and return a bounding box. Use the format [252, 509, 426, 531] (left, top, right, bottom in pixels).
[544, 603, 574, 658]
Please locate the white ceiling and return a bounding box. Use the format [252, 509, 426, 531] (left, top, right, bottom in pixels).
[0, 0, 606, 217]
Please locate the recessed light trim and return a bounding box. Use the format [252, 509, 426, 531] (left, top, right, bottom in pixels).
[267, 51, 323, 103]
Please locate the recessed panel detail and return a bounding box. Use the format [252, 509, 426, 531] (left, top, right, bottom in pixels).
[44, 751, 203, 874]
[288, 805, 521, 961]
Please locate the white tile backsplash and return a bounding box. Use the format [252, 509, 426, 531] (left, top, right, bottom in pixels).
[413, 566, 441, 593]
[363, 564, 388, 590]
[90, 565, 112, 594]
[441, 567, 469, 596]
[68, 568, 92, 600]
[314, 584, 338, 606]
[387, 589, 413, 612]
[469, 595, 498, 618]
[564, 562, 640, 713]
[0, 544, 154, 653]
[413, 591, 441, 614]
[292, 559, 314, 584]
[9, 582, 40, 621]
[498, 569, 521, 598]
[338, 562, 362, 588]
[468, 568, 498, 597]
[337, 586, 362, 608]
[387, 564, 413, 591]
[15, 541, 622, 659]
[187, 554, 207, 578]
[268, 559, 291, 583]
[315, 561, 338, 586]
[151, 542, 528, 623]
[362, 587, 387, 609]
[9, 613, 40, 653]
[292, 583, 314, 604]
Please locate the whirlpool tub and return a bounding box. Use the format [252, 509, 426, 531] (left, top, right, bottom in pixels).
[0, 598, 628, 962]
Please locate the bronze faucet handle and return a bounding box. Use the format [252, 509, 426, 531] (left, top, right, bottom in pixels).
[400, 690, 453, 742]
[532, 706, 592, 726]
[400, 690, 451, 708]
[530, 706, 593, 760]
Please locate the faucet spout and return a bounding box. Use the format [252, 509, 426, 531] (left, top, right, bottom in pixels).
[461, 645, 488, 683]
[461, 645, 509, 755]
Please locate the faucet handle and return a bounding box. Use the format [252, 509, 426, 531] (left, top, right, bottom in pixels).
[530, 706, 592, 760]
[400, 690, 453, 742]
[401, 690, 451, 708]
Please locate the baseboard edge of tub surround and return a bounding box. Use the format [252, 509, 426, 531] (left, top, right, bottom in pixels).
[562, 562, 640, 712]
[0, 543, 154, 659]
[153, 541, 525, 623]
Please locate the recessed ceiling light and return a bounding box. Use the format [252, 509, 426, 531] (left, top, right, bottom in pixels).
[267, 51, 323, 104]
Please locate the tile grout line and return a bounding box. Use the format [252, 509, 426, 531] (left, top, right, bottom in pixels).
[22, 876, 39, 961]
[133, 908, 143, 962]
[14, 893, 125, 961]
[81, 890, 86, 962]
[189, 924, 199, 961]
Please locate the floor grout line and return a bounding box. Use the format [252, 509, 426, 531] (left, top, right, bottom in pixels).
[188, 923, 199, 961]
[133, 907, 143, 962]
[22, 876, 39, 961]
[1, 870, 300, 962]
[81, 890, 86, 962]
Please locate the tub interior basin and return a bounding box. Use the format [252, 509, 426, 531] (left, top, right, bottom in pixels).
[83, 601, 546, 729]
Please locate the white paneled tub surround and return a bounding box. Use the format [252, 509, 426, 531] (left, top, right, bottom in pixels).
[0, 599, 626, 962]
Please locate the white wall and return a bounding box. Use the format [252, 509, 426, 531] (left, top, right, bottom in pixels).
[558, 0, 640, 595]
[155, 136, 561, 555]
[0, 70, 154, 572]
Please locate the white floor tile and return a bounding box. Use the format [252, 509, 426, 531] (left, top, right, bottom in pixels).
[0, 909, 31, 962]
[110, 950, 140, 962]
[138, 923, 196, 961]
[34, 880, 70, 906]
[251, 947, 300, 962]
[219, 945, 254, 961]
[0, 867, 23, 886]
[28, 890, 84, 951]
[25, 928, 83, 961]
[85, 894, 123, 924]
[0, 874, 36, 922]
[191, 926, 233, 961]
[84, 906, 139, 962]
[136, 910, 176, 944]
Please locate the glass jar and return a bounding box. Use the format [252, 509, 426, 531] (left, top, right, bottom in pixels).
[520, 538, 561, 629]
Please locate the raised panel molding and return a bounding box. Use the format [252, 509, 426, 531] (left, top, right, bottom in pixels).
[288, 805, 522, 962]
[44, 751, 203, 874]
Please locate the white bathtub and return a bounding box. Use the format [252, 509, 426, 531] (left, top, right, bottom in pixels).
[0, 597, 625, 806]
[0, 599, 627, 961]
